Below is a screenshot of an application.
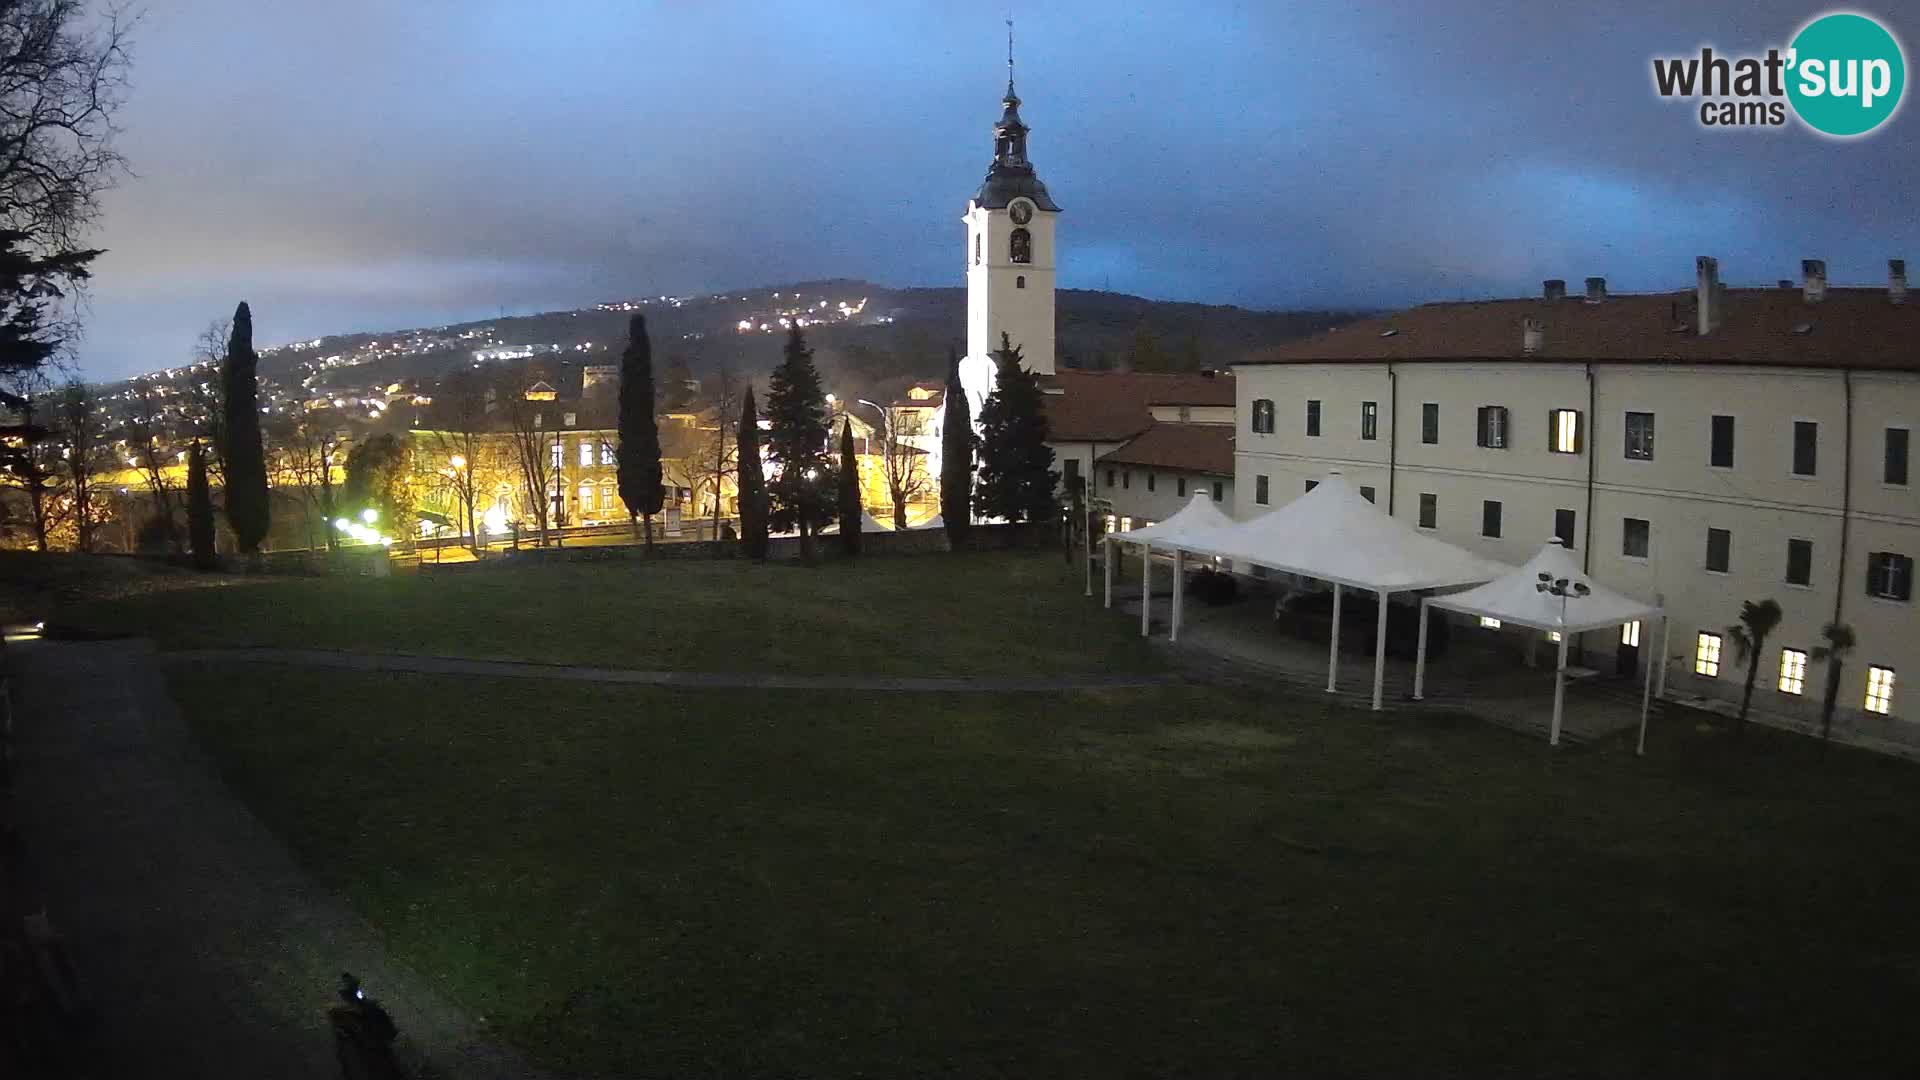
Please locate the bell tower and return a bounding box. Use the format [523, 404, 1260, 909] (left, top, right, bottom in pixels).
[959, 23, 1059, 416]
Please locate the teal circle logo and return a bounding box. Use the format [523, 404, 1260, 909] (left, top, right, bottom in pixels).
[1787, 13, 1906, 137]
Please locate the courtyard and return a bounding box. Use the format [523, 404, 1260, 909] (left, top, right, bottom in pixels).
[29, 552, 1920, 1076]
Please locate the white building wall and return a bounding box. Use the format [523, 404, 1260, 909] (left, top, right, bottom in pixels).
[1232, 359, 1920, 734]
[1094, 463, 1231, 526]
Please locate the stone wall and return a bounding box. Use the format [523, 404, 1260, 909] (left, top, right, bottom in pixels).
[422, 521, 1061, 572]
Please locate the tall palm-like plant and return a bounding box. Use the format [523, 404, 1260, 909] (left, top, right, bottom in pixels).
[1726, 598, 1783, 738]
[1811, 621, 1857, 753]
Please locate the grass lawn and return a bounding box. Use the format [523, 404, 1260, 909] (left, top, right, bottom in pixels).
[171, 663, 1920, 1077]
[58, 552, 1156, 677]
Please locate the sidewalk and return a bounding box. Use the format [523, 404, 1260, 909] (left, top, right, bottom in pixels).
[8, 638, 551, 1079]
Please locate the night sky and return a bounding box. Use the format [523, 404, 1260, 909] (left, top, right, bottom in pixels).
[77, 1, 1918, 378]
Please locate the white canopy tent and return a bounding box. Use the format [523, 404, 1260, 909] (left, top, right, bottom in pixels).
[1418, 538, 1666, 752]
[1142, 473, 1510, 710]
[912, 514, 944, 531]
[1101, 492, 1238, 643]
[821, 509, 893, 535]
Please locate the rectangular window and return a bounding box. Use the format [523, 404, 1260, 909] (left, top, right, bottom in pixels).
[1211, 481, 1224, 501]
[1710, 415, 1736, 467]
[1063, 459, 1080, 487]
[1706, 527, 1731, 573]
[1793, 420, 1818, 476]
[601, 441, 616, 466]
[1359, 485, 1376, 503]
[1867, 551, 1913, 601]
[579, 441, 594, 467]
[1360, 401, 1378, 441]
[1251, 398, 1275, 434]
[1479, 616, 1503, 629]
[1119, 516, 1133, 532]
[1621, 621, 1641, 647]
[1695, 632, 1723, 677]
[1421, 402, 1439, 444]
[1176, 476, 1186, 497]
[1106, 469, 1115, 488]
[1786, 538, 1813, 586]
[1554, 509, 1577, 549]
[1418, 492, 1437, 529]
[550, 441, 563, 469]
[1255, 474, 1269, 505]
[1146, 472, 1156, 493]
[1122, 470, 1130, 490]
[1305, 400, 1321, 437]
[1887, 427, 1909, 486]
[1623, 517, 1650, 559]
[1624, 411, 1655, 460]
[1866, 666, 1896, 715]
[1476, 406, 1508, 449]
[1778, 648, 1808, 695]
[1482, 499, 1502, 538]
[1549, 408, 1584, 454]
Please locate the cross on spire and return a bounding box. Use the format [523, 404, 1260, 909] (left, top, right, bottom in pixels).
[1006, 16, 1016, 97]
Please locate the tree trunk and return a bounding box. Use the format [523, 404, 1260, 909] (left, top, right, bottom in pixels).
[631, 512, 641, 545]
[1738, 655, 1760, 738]
[1820, 661, 1843, 755]
[892, 497, 906, 532]
[643, 513, 654, 555]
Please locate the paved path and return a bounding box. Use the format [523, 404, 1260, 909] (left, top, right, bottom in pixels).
[8, 639, 553, 1079]
[168, 646, 1185, 692]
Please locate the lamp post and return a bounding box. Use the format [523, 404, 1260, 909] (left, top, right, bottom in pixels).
[1535, 572, 1591, 746]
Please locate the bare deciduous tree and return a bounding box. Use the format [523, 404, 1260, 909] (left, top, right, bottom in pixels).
[492, 369, 553, 545]
[875, 403, 932, 530]
[54, 377, 107, 549]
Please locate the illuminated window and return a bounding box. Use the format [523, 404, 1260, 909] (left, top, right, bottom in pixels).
[1866, 666, 1896, 715]
[1778, 648, 1808, 695]
[601, 441, 616, 465]
[550, 441, 563, 469]
[1479, 616, 1502, 629]
[1102, 514, 1116, 535]
[579, 441, 594, 467]
[1547, 631, 1563, 643]
[1550, 408, 1584, 454]
[1621, 621, 1641, 647]
[1119, 516, 1133, 532]
[578, 483, 595, 512]
[1695, 632, 1723, 677]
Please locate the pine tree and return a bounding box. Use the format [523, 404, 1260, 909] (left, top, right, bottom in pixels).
[187, 440, 216, 569]
[616, 314, 664, 553]
[837, 418, 861, 557]
[765, 327, 833, 561]
[736, 387, 768, 560]
[939, 346, 973, 548]
[222, 302, 271, 553]
[977, 333, 1058, 523]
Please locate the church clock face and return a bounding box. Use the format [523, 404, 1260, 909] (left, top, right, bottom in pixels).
[1008, 199, 1033, 225]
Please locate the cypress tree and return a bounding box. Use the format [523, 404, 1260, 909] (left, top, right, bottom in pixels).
[187, 440, 216, 570]
[977, 333, 1059, 523]
[221, 302, 270, 552]
[837, 418, 861, 557]
[736, 387, 768, 560]
[939, 346, 973, 548]
[615, 314, 665, 553]
[764, 327, 833, 561]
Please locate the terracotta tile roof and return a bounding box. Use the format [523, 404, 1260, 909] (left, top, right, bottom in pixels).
[1096, 422, 1235, 475]
[1042, 369, 1236, 443]
[1240, 287, 1920, 370]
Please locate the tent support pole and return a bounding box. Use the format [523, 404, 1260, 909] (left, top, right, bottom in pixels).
[1655, 616, 1671, 698]
[1371, 588, 1389, 711]
[1327, 582, 1342, 693]
[1549, 632, 1570, 746]
[1083, 516, 1093, 598]
[1140, 545, 1152, 637]
[1170, 549, 1185, 643]
[1103, 540, 1113, 609]
[1413, 598, 1430, 701]
[1636, 618, 1657, 757]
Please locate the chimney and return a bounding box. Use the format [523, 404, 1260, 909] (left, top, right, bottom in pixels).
[1891, 259, 1909, 305]
[1584, 276, 1607, 303]
[1522, 317, 1545, 355]
[1543, 279, 1566, 301]
[1802, 258, 1827, 303]
[1695, 256, 1719, 335]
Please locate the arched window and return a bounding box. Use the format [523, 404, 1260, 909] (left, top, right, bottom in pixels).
[1016, 275, 1025, 289]
[1010, 227, 1031, 264]
[973, 234, 981, 265]
[1252, 398, 1276, 434]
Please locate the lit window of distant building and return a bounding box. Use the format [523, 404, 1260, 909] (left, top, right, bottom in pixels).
[1695, 632, 1723, 677]
[1866, 666, 1896, 715]
[1778, 649, 1808, 695]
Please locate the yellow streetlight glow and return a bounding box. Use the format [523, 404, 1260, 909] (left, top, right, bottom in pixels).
[449, 455, 466, 469]
[361, 508, 379, 524]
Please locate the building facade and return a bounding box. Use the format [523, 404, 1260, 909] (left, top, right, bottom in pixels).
[1233, 259, 1918, 738]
